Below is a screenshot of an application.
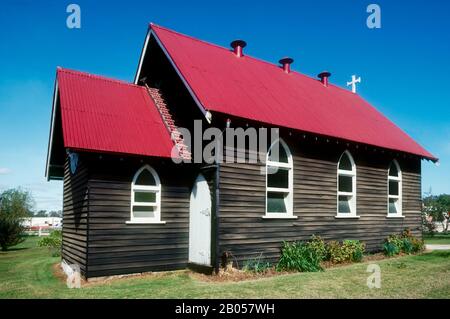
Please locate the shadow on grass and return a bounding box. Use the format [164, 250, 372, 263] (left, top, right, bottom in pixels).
[0, 237, 39, 252]
[424, 233, 450, 239]
[415, 250, 450, 260]
[2, 247, 31, 252]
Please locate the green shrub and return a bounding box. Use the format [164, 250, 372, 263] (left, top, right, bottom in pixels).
[401, 229, 425, 253]
[326, 240, 348, 263]
[343, 240, 365, 262]
[276, 241, 323, 272]
[383, 241, 400, 256]
[242, 254, 271, 273]
[410, 236, 425, 253]
[308, 235, 327, 261]
[401, 228, 412, 238]
[401, 238, 413, 254]
[38, 230, 62, 256]
[383, 235, 402, 256]
[277, 236, 366, 271]
[382, 229, 425, 256]
[326, 240, 365, 263]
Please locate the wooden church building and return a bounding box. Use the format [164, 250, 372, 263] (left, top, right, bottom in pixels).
[46, 24, 437, 279]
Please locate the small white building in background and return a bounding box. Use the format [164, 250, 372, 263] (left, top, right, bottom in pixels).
[22, 217, 62, 229]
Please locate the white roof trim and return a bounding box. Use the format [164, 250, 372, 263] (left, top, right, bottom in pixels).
[134, 28, 209, 120]
[133, 29, 151, 85]
[45, 80, 59, 181]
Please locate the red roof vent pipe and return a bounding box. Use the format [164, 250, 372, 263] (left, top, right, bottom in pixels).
[279, 57, 294, 73]
[318, 71, 331, 87]
[231, 40, 247, 57]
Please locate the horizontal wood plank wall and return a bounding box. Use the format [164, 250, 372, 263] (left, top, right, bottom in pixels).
[218, 135, 422, 266]
[85, 156, 194, 278]
[62, 156, 89, 275]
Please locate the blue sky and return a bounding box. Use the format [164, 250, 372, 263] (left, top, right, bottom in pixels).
[0, 0, 449, 211]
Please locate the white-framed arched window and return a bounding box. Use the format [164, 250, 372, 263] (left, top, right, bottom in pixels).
[127, 165, 165, 224]
[337, 151, 358, 217]
[387, 160, 403, 217]
[265, 139, 295, 219]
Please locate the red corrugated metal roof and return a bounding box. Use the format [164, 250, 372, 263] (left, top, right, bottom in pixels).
[151, 24, 436, 161]
[57, 67, 174, 158]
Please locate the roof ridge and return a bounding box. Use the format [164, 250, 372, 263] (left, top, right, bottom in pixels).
[151, 24, 295, 73]
[57, 67, 141, 88]
[150, 23, 233, 53]
[150, 24, 352, 92]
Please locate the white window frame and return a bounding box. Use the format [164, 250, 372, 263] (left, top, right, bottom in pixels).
[126, 165, 165, 224]
[387, 159, 403, 218]
[336, 150, 359, 218]
[264, 139, 296, 219]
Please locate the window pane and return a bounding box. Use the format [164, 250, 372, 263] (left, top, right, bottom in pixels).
[338, 195, 351, 213]
[389, 162, 399, 177]
[135, 169, 156, 185]
[267, 167, 289, 188]
[339, 153, 353, 170]
[134, 191, 156, 203]
[338, 175, 353, 192]
[267, 192, 287, 213]
[132, 206, 155, 218]
[389, 198, 398, 214]
[268, 142, 288, 163]
[389, 180, 399, 196]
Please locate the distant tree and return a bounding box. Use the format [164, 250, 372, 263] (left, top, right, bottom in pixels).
[0, 188, 34, 251]
[423, 194, 450, 233]
[421, 210, 436, 235]
[48, 210, 62, 218]
[34, 210, 48, 217]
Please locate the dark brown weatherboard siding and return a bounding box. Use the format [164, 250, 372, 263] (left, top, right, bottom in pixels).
[62, 157, 89, 276]
[61, 153, 195, 278]
[218, 135, 422, 266]
[62, 135, 422, 278]
[84, 155, 194, 278]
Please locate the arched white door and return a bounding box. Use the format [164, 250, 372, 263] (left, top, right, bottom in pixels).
[189, 174, 212, 266]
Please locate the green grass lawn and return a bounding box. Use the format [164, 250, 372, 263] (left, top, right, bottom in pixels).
[0, 236, 449, 299]
[424, 233, 450, 245]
